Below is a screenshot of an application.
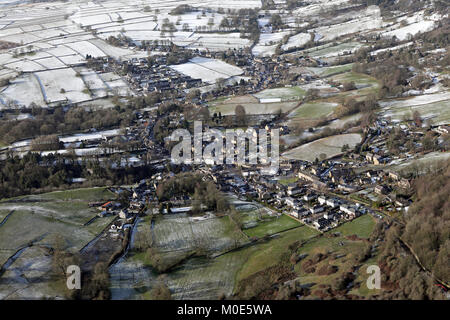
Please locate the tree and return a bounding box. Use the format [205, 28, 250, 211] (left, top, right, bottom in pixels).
[149, 280, 172, 300]
[235, 104, 247, 126]
[270, 14, 283, 30]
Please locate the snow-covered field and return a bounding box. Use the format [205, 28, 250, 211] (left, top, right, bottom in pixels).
[281, 32, 311, 51]
[35, 68, 92, 104]
[170, 56, 243, 84]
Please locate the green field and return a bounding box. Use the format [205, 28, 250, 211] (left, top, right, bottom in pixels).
[333, 214, 376, 239]
[277, 176, 299, 186]
[236, 226, 320, 282]
[290, 216, 379, 298]
[244, 214, 302, 238]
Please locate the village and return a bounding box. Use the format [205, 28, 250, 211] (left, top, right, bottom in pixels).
[0, 0, 448, 301]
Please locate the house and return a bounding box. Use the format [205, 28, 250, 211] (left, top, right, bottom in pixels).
[285, 197, 298, 207]
[287, 186, 302, 196]
[375, 185, 389, 195]
[338, 184, 358, 193]
[324, 212, 334, 220]
[388, 171, 401, 181]
[303, 192, 316, 201]
[434, 125, 450, 134]
[329, 168, 354, 183]
[309, 205, 324, 214]
[97, 211, 109, 218]
[313, 217, 331, 230]
[326, 198, 339, 208]
[318, 196, 327, 205]
[340, 205, 357, 217]
[398, 178, 411, 189]
[99, 201, 113, 211]
[119, 210, 128, 219]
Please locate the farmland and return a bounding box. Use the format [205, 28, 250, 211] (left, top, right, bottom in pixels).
[253, 86, 306, 102]
[209, 94, 299, 116]
[243, 214, 302, 238]
[282, 133, 363, 162]
[289, 101, 337, 120]
[379, 91, 450, 125]
[170, 57, 243, 84]
[0, 187, 116, 299]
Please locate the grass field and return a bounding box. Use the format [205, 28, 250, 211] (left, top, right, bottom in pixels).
[253, 87, 307, 101]
[277, 176, 299, 186]
[331, 72, 379, 88]
[301, 42, 365, 59]
[236, 226, 320, 282]
[289, 101, 338, 120]
[210, 99, 299, 116]
[333, 214, 376, 239]
[282, 133, 363, 162]
[307, 64, 353, 77]
[243, 214, 302, 238]
[151, 214, 247, 255]
[380, 98, 450, 126]
[0, 187, 117, 252]
[291, 215, 379, 298]
[387, 151, 450, 176]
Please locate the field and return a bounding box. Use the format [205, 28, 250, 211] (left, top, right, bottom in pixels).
[289, 101, 337, 120]
[283, 133, 363, 162]
[281, 32, 311, 51]
[0, 187, 116, 299]
[387, 152, 450, 176]
[331, 72, 380, 90]
[252, 31, 290, 56]
[312, 9, 383, 42]
[333, 214, 376, 239]
[253, 86, 306, 102]
[379, 91, 450, 125]
[244, 214, 302, 238]
[152, 214, 246, 254]
[236, 226, 320, 282]
[306, 64, 353, 77]
[209, 94, 299, 116]
[35, 68, 92, 104]
[297, 42, 365, 59]
[170, 57, 243, 84]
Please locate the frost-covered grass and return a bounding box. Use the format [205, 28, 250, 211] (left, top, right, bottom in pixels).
[283, 133, 363, 162]
[289, 101, 337, 120]
[253, 86, 306, 101]
[301, 42, 365, 59]
[379, 91, 450, 125]
[306, 64, 353, 77]
[0, 187, 115, 252]
[211, 100, 298, 116]
[152, 214, 246, 254]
